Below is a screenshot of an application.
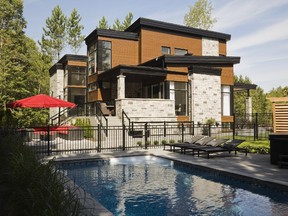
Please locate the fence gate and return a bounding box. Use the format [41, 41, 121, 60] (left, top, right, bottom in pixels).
[268, 97, 288, 133]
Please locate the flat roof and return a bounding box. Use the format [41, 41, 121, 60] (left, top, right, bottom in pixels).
[125, 17, 231, 41]
[141, 55, 240, 67]
[234, 83, 257, 91]
[97, 65, 167, 82]
[85, 29, 139, 45]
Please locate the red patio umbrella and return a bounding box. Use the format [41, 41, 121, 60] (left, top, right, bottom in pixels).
[6, 94, 76, 108]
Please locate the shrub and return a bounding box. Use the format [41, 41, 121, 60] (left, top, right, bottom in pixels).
[154, 140, 159, 145]
[239, 140, 270, 154]
[137, 141, 143, 147]
[161, 140, 167, 144]
[0, 133, 81, 215]
[73, 118, 93, 138]
[169, 139, 175, 143]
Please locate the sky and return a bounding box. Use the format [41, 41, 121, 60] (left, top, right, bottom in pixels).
[23, 0, 288, 93]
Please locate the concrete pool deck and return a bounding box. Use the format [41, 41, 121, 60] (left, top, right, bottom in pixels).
[49, 149, 288, 215]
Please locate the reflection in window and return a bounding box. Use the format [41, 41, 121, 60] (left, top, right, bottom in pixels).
[222, 85, 231, 116]
[144, 83, 165, 99]
[170, 82, 187, 115]
[67, 66, 86, 86]
[174, 48, 188, 56]
[98, 41, 111, 72]
[161, 46, 170, 55]
[88, 42, 97, 75]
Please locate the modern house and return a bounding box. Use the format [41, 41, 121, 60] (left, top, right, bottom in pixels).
[50, 17, 242, 124]
[49, 55, 87, 119]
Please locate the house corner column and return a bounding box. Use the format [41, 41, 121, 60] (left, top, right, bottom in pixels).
[117, 75, 126, 99]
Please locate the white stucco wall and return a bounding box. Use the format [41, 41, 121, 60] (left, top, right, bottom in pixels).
[202, 38, 219, 56]
[189, 73, 221, 124]
[115, 98, 177, 122]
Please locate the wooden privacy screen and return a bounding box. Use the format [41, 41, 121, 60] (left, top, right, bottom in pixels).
[268, 97, 288, 133]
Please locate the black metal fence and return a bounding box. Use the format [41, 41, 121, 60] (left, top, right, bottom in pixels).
[5, 117, 272, 157]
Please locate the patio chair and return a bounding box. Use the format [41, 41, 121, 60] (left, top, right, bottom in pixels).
[163, 135, 204, 152]
[179, 136, 217, 155]
[197, 139, 246, 159]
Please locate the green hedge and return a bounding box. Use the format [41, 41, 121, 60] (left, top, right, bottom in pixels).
[239, 140, 270, 154]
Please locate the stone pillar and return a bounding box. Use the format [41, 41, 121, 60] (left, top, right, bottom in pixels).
[245, 96, 252, 121]
[117, 75, 126, 99]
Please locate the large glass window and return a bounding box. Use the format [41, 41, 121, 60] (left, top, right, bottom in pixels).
[161, 46, 170, 55]
[222, 85, 231, 116]
[68, 88, 86, 104]
[174, 48, 188, 56]
[144, 82, 165, 99]
[88, 42, 97, 75]
[98, 40, 111, 72]
[68, 66, 86, 86]
[170, 82, 187, 115]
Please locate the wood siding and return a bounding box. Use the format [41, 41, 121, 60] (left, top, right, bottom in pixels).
[67, 61, 87, 67]
[222, 116, 234, 123]
[166, 73, 188, 82]
[177, 116, 190, 122]
[99, 36, 139, 66]
[220, 66, 234, 85]
[219, 40, 227, 56]
[140, 28, 202, 63]
[88, 73, 97, 84]
[272, 103, 288, 133]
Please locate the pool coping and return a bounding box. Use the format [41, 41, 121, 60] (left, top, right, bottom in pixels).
[49, 150, 288, 216]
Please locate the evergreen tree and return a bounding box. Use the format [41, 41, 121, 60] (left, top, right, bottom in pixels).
[39, 5, 67, 61]
[98, 16, 109, 29]
[112, 18, 123, 31]
[184, 0, 217, 30]
[122, 12, 133, 30]
[67, 9, 85, 54]
[234, 75, 269, 114]
[0, 0, 50, 127]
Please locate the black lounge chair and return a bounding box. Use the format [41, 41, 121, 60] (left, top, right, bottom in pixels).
[183, 139, 229, 156]
[197, 139, 247, 159]
[163, 135, 204, 152]
[175, 136, 216, 155]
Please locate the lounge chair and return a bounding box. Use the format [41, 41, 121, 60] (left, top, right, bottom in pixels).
[179, 137, 217, 155]
[182, 139, 229, 155]
[197, 139, 247, 159]
[163, 135, 204, 151]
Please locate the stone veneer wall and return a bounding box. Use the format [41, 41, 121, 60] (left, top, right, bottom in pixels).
[190, 73, 221, 124]
[202, 37, 219, 56]
[115, 98, 177, 122]
[49, 69, 64, 118]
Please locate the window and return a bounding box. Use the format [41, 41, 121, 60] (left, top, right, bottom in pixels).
[161, 46, 170, 54]
[174, 48, 188, 56]
[88, 83, 97, 92]
[88, 42, 97, 75]
[68, 88, 86, 104]
[98, 40, 111, 72]
[144, 82, 165, 99]
[222, 86, 231, 116]
[68, 66, 86, 86]
[170, 82, 188, 115]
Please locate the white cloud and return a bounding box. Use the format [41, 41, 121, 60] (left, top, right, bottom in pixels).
[229, 19, 288, 51]
[214, 0, 288, 31]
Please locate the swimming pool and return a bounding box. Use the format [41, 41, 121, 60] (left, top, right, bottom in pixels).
[59, 156, 288, 216]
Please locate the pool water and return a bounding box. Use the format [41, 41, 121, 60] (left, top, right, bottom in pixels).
[59, 156, 288, 216]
